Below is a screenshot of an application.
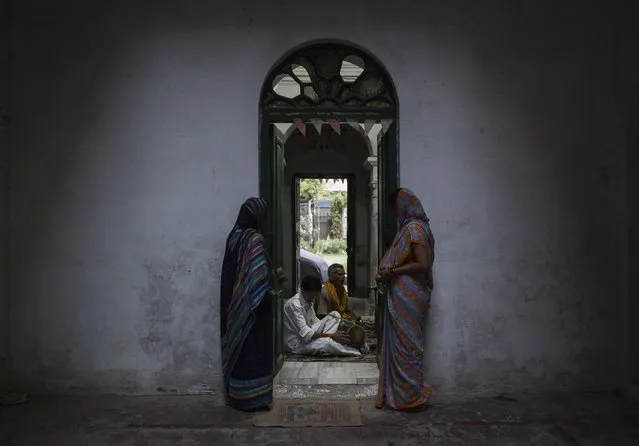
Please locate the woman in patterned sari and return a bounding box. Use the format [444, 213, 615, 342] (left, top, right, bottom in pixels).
[220, 197, 274, 411]
[375, 188, 435, 411]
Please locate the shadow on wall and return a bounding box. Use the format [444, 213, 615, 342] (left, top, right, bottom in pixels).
[8, 0, 289, 395]
[412, 4, 626, 393]
[8, 5, 133, 391]
[9, 4, 226, 393]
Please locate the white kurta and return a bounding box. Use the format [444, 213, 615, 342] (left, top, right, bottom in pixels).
[283, 293, 361, 356]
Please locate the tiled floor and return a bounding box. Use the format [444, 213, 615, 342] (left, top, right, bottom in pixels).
[274, 361, 379, 385]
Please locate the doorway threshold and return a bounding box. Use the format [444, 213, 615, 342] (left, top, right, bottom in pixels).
[284, 353, 377, 363]
[275, 361, 378, 386]
[274, 383, 378, 400]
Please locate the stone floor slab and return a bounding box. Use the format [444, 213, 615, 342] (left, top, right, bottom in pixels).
[278, 361, 378, 386]
[0, 392, 637, 445]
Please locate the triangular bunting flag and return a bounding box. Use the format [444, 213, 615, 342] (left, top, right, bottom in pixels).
[311, 119, 323, 135]
[275, 122, 293, 135]
[294, 119, 306, 137]
[328, 119, 341, 135]
[381, 119, 393, 135]
[347, 120, 360, 132]
[364, 120, 375, 135]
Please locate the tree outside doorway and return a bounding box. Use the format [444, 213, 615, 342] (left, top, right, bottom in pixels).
[299, 178, 348, 272]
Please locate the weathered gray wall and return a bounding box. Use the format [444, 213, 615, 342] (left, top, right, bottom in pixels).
[7, 0, 633, 398]
[0, 0, 10, 392]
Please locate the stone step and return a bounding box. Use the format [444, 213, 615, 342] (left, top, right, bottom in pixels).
[274, 384, 378, 400]
[275, 361, 379, 386]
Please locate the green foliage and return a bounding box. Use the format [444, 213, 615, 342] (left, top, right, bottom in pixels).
[328, 191, 347, 239]
[299, 179, 325, 201]
[298, 180, 348, 256]
[315, 238, 347, 255]
[300, 238, 312, 251]
[299, 212, 312, 246]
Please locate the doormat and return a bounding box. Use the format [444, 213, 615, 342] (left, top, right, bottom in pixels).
[253, 399, 363, 427]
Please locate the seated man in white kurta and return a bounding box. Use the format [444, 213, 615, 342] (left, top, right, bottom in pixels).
[283, 275, 361, 357]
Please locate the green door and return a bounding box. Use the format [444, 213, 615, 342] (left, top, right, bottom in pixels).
[346, 174, 356, 295]
[293, 176, 301, 292]
[260, 122, 288, 375]
[376, 121, 399, 362]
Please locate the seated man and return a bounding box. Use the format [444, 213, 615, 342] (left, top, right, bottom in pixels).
[316, 263, 359, 321]
[283, 275, 361, 357]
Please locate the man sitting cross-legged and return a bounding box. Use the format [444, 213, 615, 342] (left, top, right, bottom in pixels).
[283, 275, 361, 357]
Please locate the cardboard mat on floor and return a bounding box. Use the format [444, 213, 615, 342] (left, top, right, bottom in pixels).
[253, 399, 363, 427]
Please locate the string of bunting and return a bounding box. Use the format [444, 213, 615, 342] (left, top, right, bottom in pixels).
[290, 118, 393, 139]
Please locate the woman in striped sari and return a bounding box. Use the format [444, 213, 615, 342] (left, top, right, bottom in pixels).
[375, 188, 435, 411]
[220, 197, 274, 411]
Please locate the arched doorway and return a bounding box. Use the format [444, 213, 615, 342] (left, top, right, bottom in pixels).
[258, 41, 399, 374]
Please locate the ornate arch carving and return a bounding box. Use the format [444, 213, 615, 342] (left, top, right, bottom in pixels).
[261, 43, 397, 111]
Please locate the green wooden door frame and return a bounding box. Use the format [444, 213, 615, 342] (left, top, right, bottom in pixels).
[375, 122, 399, 355]
[257, 122, 290, 374]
